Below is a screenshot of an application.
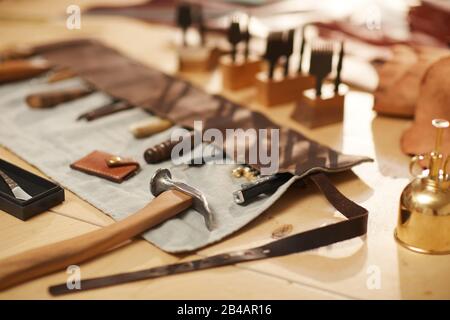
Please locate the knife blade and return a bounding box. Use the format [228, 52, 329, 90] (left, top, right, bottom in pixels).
[0, 169, 32, 201]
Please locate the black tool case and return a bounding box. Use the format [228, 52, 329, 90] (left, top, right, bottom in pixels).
[0, 158, 64, 220]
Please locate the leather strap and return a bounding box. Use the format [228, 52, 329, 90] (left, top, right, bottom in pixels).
[49, 173, 368, 296]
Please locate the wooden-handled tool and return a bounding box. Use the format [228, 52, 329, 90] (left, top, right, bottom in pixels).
[129, 118, 173, 139]
[47, 67, 77, 83]
[26, 87, 94, 109]
[263, 32, 284, 80]
[0, 59, 50, 84]
[176, 3, 193, 47]
[0, 169, 215, 291]
[283, 29, 295, 77]
[144, 131, 194, 164]
[227, 18, 242, 64]
[0, 45, 34, 62]
[309, 42, 333, 97]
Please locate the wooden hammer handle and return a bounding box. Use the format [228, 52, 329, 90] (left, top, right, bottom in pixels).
[0, 190, 192, 291]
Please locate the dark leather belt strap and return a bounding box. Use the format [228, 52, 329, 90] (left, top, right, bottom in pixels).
[49, 172, 368, 296]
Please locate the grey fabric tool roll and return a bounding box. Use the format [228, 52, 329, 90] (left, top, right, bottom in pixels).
[0, 77, 301, 252]
[0, 40, 372, 252]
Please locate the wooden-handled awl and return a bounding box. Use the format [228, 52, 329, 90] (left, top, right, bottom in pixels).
[0, 59, 50, 84]
[0, 169, 216, 291]
[26, 87, 94, 109]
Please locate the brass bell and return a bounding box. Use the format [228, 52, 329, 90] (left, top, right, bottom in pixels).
[395, 119, 450, 254]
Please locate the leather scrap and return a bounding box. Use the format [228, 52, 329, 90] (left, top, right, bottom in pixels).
[373, 45, 449, 118]
[401, 56, 450, 157]
[70, 150, 140, 183]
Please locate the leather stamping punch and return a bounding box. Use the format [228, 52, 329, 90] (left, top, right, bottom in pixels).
[255, 28, 315, 107]
[291, 41, 347, 128]
[220, 16, 262, 91]
[176, 3, 221, 73]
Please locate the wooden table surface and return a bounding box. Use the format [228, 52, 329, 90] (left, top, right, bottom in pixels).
[0, 0, 449, 300]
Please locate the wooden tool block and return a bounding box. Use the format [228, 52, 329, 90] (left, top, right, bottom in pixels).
[178, 46, 221, 72]
[220, 55, 262, 90]
[291, 85, 347, 128]
[255, 72, 315, 107]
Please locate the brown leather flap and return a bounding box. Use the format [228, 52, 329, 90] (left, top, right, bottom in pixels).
[36, 39, 372, 177]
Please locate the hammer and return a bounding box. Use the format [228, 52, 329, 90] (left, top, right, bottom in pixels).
[0, 169, 216, 291]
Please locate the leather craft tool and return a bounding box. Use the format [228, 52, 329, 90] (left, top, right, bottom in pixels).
[144, 132, 195, 164]
[242, 19, 251, 60]
[297, 24, 307, 74]
[227, 18, 242, 64]
[175, 3, 223, 72]
[47, 67, 76, 83]
[176, 3, 192, 47]
[395, 119, 450, 254]
[0, 45, 34, 62]
[0, 169, 32, 201]
[309, 42, 333, 97]
[0, 59, 50, 84]
[283, 29, 295, 77]
[255, 31, 314, 107]
[334, 41, 344, 94]
[77, 100, 133, 121]
[291, 82, 348, 128]
[263, 32, 284, 80]
[194, 4, 206, 46]
[220, 16, 261, 91]
[292, 41, 347, 128]
[233, 172, 293, 205]
[129, 118, 173, 139]
[48, 172, 368, 296]
[0, 168, 216, 291]
[26, 87, 95, 109]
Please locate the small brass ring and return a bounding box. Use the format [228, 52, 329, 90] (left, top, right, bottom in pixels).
[409, 154, 430, 178]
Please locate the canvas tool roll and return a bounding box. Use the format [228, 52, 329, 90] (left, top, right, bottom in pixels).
[8, 39, 372, 255]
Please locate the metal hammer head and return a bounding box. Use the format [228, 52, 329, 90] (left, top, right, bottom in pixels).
[150, 168, 216, 231]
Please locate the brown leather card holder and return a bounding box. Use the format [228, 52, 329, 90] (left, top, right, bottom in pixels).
[70, 150, 140, 183]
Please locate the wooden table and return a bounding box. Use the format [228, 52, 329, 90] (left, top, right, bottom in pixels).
[0, 0, 449, 300]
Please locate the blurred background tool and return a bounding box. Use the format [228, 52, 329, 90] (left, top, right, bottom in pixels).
[129, 118, 173, 139]
[0, 59, 50, 84]
[25, 87, 95, 109]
